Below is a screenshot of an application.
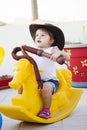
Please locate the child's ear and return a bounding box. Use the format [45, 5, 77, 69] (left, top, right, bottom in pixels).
[50, 38, 54, 44]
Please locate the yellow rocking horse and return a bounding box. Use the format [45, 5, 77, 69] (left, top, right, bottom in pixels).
[0, 46, 83, 124]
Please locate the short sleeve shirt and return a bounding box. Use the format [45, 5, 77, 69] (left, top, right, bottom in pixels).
[32, 47, 58, 81]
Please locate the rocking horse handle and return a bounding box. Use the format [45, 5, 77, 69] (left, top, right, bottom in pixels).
[22, 45, 65, 65]
[11, 47, 26, 60]
[11, 46, 43, 89]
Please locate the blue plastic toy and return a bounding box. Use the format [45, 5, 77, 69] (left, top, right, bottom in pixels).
[0, 114, 2, 129]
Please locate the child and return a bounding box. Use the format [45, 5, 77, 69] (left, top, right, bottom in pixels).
[21, 21, 70, 119]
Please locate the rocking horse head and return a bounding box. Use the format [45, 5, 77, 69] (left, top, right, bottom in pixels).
[9, 58, 37, 90]
[9, 47, 43, 90]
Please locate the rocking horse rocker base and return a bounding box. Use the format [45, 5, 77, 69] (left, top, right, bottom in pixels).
[0, 58, 83, 124]
[0, 89, 82, 124]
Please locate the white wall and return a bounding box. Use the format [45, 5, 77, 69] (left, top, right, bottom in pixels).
[0, 24, 34, 76]
[0, 21, 87, 76]
[57, 20, 87, 43]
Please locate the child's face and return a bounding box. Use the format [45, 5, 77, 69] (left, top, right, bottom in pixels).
[35, 29, 54, 48]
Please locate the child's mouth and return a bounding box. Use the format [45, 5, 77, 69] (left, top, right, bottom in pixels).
[37, 40, 41, 43]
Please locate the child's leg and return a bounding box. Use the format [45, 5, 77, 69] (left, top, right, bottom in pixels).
[41, 82, 53, 108]
[38, 82, 53, 118]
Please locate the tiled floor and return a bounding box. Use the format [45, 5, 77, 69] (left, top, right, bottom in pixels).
[0, 88, 87, 130]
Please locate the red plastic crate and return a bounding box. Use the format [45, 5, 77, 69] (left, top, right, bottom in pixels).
[0, 76, 13, 89]
[64, 45, 87, 87]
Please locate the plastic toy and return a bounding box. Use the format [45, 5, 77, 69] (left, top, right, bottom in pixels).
[0, 114, 2, 129]
[0, 46, 5, 65]
[0, 46, 83, 124]
[0, 46, 12, 89]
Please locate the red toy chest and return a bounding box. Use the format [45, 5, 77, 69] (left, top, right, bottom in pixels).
[64, 44, 87, 87]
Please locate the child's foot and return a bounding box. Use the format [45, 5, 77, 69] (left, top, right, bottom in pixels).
[38, 108, 51, 119]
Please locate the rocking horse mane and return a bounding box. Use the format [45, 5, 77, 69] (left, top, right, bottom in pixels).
[11, 47, 43, 89]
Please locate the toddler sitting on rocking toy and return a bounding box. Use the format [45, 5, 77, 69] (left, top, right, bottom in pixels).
[20, 20, 70, 119]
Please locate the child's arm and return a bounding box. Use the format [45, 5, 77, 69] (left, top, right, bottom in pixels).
[51, 47, 70, 61]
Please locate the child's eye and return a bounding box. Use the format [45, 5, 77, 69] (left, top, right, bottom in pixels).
[42, 34, 45, 36]
[35, 34, 39, 37]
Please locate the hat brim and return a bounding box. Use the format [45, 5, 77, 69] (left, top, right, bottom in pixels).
[29, 24, 65, 50]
